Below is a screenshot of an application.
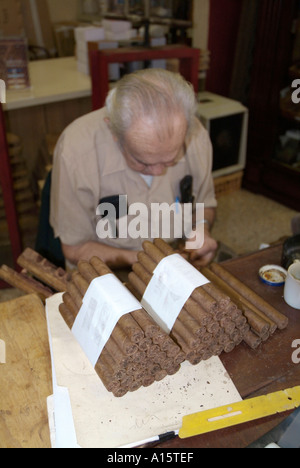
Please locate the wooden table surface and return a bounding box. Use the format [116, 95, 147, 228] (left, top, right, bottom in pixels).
[0, 244, 299, 448]
[0, 294, 52, 448]
[158, 244, 300, 448]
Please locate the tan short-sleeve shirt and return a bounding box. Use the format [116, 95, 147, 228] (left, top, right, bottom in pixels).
[50, 107, 217, 251]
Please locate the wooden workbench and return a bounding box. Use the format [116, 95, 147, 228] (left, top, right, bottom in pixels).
[158, 244, 300, 448]
[0, 294, 52, 448]
[0, 244, 298, 448]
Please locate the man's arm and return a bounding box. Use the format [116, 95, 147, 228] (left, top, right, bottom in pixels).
[186, 207, 218, 268]
[62, 241, 138, 270]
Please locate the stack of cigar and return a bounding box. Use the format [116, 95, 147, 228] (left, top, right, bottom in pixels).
[17, 248, 70, 292]
[202, 263, 289, 349]
[128, 239, 250, 365]
[0, 248, 70, 302]
[59, 256, 185, 398]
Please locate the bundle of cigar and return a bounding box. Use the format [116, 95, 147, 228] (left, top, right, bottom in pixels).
[0, 264, 53, 302]
[202, 263, 289, 349]
[128, 239, 251, 365]
[0, 248, 70, 302]
[59, 256, 185, 398]
[17, 248, 70, 292]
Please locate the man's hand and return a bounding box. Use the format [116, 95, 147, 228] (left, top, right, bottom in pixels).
[185, 224, 218, 268]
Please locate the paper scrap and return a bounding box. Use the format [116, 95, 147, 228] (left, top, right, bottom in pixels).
[72, 274, 141, 367]
[0, 339, 5, 364]
[142, 254, 210, 333]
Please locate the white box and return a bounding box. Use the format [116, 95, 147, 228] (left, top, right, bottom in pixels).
[75, 26, 105, 43]
[102, 19, 132, 33]
[197, 92, 249, 178]
[76, 39, 120, 82]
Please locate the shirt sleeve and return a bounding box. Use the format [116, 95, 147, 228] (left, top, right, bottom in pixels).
[187, 119, 217, 210]
[50, 133, 100, 246]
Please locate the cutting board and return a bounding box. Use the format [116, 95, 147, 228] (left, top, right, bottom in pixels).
[46, 293, 242, 448]
[0, 294, 52, 448]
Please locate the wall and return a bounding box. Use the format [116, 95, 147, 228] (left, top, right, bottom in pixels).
[47, 0, 78, 23]
[192, 0, 210, 50]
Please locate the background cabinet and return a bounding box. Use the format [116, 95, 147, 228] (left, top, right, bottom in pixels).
[243, 0, 300, 211]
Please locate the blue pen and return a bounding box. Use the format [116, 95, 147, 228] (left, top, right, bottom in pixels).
[176, 197, 180, 214]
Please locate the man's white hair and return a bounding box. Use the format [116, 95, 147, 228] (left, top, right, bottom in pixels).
[105, 68, 197, 144]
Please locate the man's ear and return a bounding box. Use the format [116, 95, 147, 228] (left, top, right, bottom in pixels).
[104, 117, 118, 142]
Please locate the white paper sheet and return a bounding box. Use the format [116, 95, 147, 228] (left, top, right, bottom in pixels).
[72, 274, 141, 367]
[142, 254, 210, 333]
[46, 293, 241, 449]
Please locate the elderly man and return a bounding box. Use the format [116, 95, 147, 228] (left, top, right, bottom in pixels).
[50, 68, 218, 269]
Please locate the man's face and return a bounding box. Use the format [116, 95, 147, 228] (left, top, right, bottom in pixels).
[122, 114, 188, 176]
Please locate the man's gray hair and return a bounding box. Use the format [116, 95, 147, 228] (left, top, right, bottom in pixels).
[105, 68, 197, 144]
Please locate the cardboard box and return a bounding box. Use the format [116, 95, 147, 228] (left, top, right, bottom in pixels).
[53, 22, 78, 57]
[0, 0, 24, 37]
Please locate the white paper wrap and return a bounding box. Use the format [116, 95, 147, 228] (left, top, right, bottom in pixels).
[72, 274, 141, 367]
[141, 254, 210, 333]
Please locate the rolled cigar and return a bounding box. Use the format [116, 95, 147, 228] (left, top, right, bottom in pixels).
[138, 337, 152, 351]
[59, 303, 75, 329]
[72, 270, 89, 295]
[202, 282, 231, 309]
[146, 345, 160, 358]
[111, 323, 139, 356]
[220, 318, 236, 335]
[202, 266, 277, 334]
[131, 308, 161, 338]
[165, 338, 185, 358]
[142, 375, 156, 387]
[17, 248, 70, 292]
[77, 260, 99, 283]
[173, 351, 186, 366]
[129, 380, 143, 392]
[94, 355, 121, 392]
[155, 369, 168, 381]
[230, 329, 243, 346]
[210, 263, 288, 330]
[66, 281, 83, 310]
[165, 364, 180, 376]
[98, 371, 120, 393]
[90, 256, 112, 276]
[0, 264, 53, 301]
[113, 387, 129, 398]
[210, 343, 224, 356]
[131, 350, 146, 364]
[243, 330, 262, 350]
[153, 238, 175, 256]
[62, 292, 78, 319]
[223, 340, 236, 353]
[148, 363, 161, 376]
[153, 352, 168, 367]
[99, 350, 126, 380]
[105, 336, 130, 368]
[243, 307, 270, 336]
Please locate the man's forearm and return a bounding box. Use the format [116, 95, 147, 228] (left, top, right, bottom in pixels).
[62, 241, 138, 269]
[203, 207, 216, 230]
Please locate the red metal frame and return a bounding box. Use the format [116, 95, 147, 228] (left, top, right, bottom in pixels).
[0, 103, 22, 288]
[89, 45, 200, 110]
